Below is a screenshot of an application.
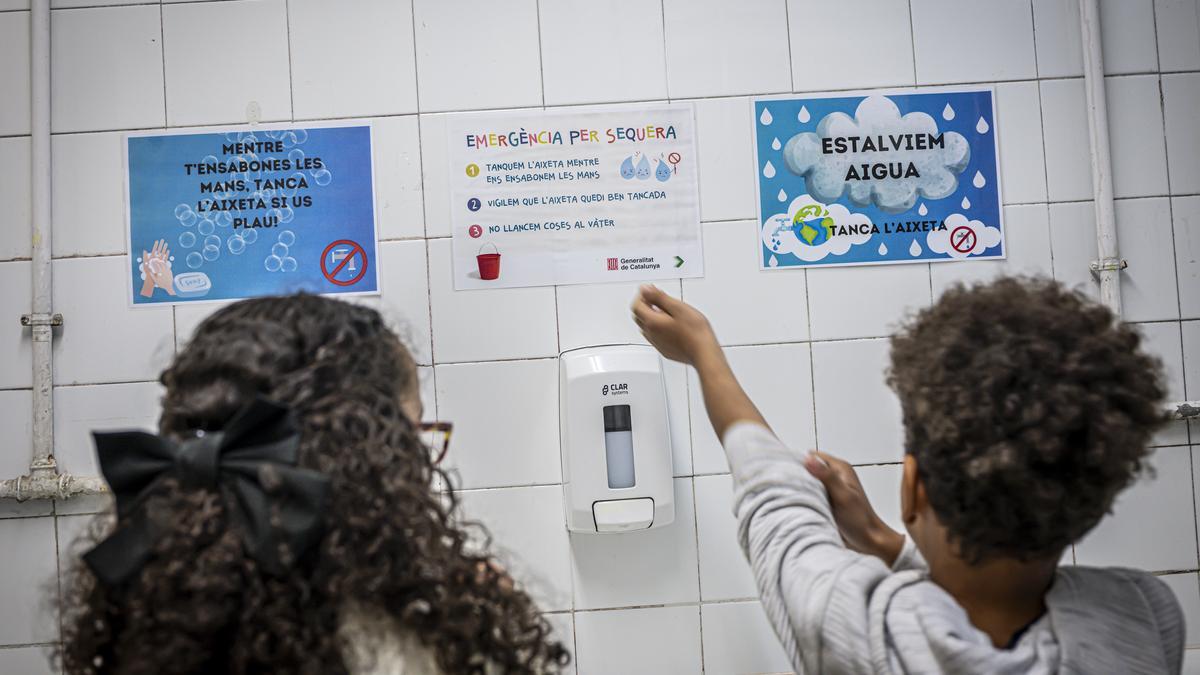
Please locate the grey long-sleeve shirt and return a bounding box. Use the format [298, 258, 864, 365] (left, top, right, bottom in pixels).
[724, 422, 1184, 675]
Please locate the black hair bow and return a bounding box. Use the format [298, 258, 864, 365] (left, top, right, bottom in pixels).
[84, 398, 331, 587]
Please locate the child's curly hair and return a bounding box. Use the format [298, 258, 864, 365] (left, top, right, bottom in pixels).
[58, 294, 570, 674]
[888, 277, 1168, 564]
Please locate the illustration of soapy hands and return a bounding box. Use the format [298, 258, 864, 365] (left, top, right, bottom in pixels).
[139, 239, 176, 297]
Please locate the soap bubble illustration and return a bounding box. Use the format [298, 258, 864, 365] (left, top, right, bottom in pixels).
[204, 235, 221, 250]
[227, 235, 245, 255]
[313, 168, 333, 186]
[976, 117, 990, 134]
[759, 108, 773, 125]
[292, 128, 308, 144]
[655, 158, 671, 182]
[619, 156, 635, 179]
[179, 231, 196, 248]
[215, 212, 232, 227]
[174, 204, 192, 219]
[763, 161, 776, 179]
[203, 245, 220, 262]
[635, 155, 651, 180]
[280, 256, 298, 272]
[771, 137, 781, 151]
[288, 149, 305, 166]
[961, 196, 971, 209]
[782, 95, 970, 213]
[942, 103, 955, 121]
[178, 209, 197, 227]
[186, 252, 203, 269]
[242, 229, 258, 244]
[278, 230, 296, 246]
[269, 208, 284, 224]
[279, 205, 295, 223]
[972, 170, 986, 188]
[909, 239, 922, 256]
[264, 255, 282, 272]
[798, 106, 811, 123]
[201, 154, 218, 166]
[197, 219, 216, 236]
[272, 242, 289, 258]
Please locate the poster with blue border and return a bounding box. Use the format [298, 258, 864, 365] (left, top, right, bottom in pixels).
[752, 88, 1003, 269]
[125, 122, 379, 305]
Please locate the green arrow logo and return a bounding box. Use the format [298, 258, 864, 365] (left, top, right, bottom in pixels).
[674, 256, 684, 268]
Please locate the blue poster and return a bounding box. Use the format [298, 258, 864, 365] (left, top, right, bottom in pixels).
[752, 89, 1003, 269]
[126, 124, 378, 304]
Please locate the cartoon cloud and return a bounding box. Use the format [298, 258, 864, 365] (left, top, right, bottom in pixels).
[764, 194, 875, 263]
[782, 95, 970, 214]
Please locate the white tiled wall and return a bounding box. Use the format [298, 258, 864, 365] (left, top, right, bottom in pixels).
[0, 1, 1197, 673]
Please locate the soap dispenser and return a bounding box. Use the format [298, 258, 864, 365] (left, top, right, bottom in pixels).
[559, 345, 675, 533]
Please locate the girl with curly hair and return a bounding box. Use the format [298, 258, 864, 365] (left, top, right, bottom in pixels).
[58, 294, 571, 675]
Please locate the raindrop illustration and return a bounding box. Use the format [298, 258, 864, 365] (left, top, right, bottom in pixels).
[278, 230, 296, 246]
[759, 108, 773, 125]
[961, 196, 972, 209]
[179, 231, 196, 248]
[973, 171, 986, 188]
[178, 210, 197, 227]
[655, 159, 671, 182]
[197, 219, 215, 236]
[777, 189, 787, 202]
[763, 161, 776, 179]
[909, 239, 922, 256]
[313, 169, 333, 186]
[227, 235, 246, 255]
[635, 155, 651, 180]
[942, 103, 955, 121]
[878, 242, 888, 255]
[976, 117, 990, 134]
[202, 245, 220, 262]
[204, 235, 221, 250]
[272, 242, 289, 258]
[242, 229, 258, 245]
[619, 156, 635, 179]
[264, 255, 282, 272]
[280, 256, 298, 273]
[186, 252, 203, 269]
[768, 254, 779, 268]
[174, 204, 192, 219]
[771, 137, 781, 151]
[798, 106, 811, 123]
[918, 203, 928, 216]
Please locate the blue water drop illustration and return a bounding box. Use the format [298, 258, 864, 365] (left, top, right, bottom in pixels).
[918, 203, 928, 216]
[976, 117, 990, 134]
[798, 106, 811, 123]
[942, 103, 955, 121]
[771, 137, 781, 151]
[760, 108, 773, 125]
[878, 242, 888, 255]
[973, 171, 986, 188]
[619, 156, 635, 179]
[909, 239, 922, 257]
[655, 159, 671, 182]
[961, 196, 971, 209]
[635, 155, 652, 180]
[763, 161, 776, 179]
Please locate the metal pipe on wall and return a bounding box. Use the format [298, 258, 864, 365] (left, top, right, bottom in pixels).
[0, 0, 107, 502]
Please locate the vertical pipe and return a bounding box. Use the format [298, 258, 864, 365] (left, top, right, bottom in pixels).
[1079, 0, 1122, 316]
[30, 0, 54, 470]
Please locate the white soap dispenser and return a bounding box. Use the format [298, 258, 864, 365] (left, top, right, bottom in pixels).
[559, 345, 675, 533]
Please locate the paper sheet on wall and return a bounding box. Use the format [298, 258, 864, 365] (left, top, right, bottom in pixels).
[125, 123, 379, 305]
[446, 104, 702, 290]
[752, 88, 1004, 269]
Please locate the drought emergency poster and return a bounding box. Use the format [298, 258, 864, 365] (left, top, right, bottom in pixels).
[125, 123, 379, 305]
[752, 89, 1004, 269]
[446, 104, 701, 290]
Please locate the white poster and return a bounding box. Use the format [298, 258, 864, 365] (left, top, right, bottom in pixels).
[447, 104, 701, 290]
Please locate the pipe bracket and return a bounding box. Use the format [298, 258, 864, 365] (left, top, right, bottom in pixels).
[1089, 257, 1127, 279]
[20, 313, 63, 327]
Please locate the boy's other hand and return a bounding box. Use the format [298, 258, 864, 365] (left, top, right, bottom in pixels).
[632, 285, 720, 366]
[805, 450, 905, 566]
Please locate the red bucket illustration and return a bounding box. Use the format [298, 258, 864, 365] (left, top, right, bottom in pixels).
[476, 242, 501, 280]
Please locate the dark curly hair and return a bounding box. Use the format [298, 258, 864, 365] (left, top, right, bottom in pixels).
[888, 277, 1168, 564]
[57, 294, 570, 674]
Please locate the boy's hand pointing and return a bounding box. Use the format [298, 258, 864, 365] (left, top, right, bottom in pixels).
[631, 285, 720, 366]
